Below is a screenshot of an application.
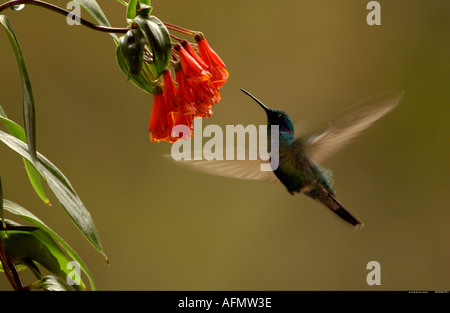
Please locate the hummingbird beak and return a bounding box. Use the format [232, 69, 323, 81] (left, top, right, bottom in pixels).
[240, 89, 271, 113]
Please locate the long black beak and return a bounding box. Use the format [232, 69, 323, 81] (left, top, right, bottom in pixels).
[240, 89, 271, 113]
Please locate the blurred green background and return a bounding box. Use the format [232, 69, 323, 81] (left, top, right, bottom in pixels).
[0, 0, 449, 290]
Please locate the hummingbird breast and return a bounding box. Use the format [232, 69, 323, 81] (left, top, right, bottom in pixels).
[274, 140, 318, 195]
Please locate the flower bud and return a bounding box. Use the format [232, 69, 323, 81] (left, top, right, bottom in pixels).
[134, 15, 172, 78]
[118, 29, 146, 76]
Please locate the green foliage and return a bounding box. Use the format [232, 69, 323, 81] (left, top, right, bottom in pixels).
[116, 13, 172, 93]
[134, 15, 171, 79]
[116, 41, 157, 94]
[119, 29, 147, 76]
[0, 15, 37, 163]
[127, 0, 152, 20]
[0, 130, 107, 262]
[28, 275, 72, 291]
[0, 177, 3, 228]
[2, 199, 98, 290]
[0, 222, 87, 291]
[0, 106, 50, 205]
[74, 0, 118, 42]
[0, 0, 115, 290]
[0, 0, 177, 290]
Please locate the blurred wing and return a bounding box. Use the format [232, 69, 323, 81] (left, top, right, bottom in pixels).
[166, 149, 279, 183]
[303, 90, 404, 163]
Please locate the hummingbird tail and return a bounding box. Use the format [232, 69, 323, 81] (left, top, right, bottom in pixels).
[307, 189, 364, 228]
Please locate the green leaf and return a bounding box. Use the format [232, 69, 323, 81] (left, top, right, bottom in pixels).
[3, 199, 98, 290]
[0, 15, 37, 163]
[134, 15, 171, 79]
[0, 105, 50, 205]
[0, 131, 107, 263]
[127, 0, 152, 20]
[74, 0, 111, 27]
[127, 0, 139, 20]
[116, 0, 128, 6]
[23, 160, 50, 205]
[0, 176, 4, 229]
[74, 0, 118, 42]
[28, 275, 72, 291]
[0, 223, 86, 291]
[116, 43, 156, 94]
[0, 106, 26, 141]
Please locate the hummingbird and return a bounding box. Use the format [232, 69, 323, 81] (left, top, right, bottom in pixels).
[172, 89, 404, 228]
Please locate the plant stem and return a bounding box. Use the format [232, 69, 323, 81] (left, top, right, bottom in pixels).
[169, 33, 183, 42]
[163, 22, 195, 36]
[0, 0, 129, 34]
[0, 235, 24, 291]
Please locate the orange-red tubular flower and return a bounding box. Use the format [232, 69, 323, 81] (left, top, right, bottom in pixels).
[181, 40, 208, 70]
[162, 70, 178, 114]
[174, 63, 197, 116]
[194, 32, 229, 88]
[174, 43, 212, 84]
[180, 40, 222, 107]
[172, 111, 193, 141]
[162, 70, 183, 142]
[149, 86, 173, 143]
[192, 81, 218, 117]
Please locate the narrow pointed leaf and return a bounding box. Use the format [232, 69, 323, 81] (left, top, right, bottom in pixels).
[0, 131, 107, 262]
[0, 105, 50, 205]
[3, 199, 97, 290]
[0, 15, 36, 162]
[126, 0, 139, 19]
[23, 161, 50, 205]
[74, 0, 118, 42]
[116, 0, 128, 6]
[74, 0, 109, 26]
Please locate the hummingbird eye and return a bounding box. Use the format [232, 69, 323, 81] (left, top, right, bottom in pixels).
[277, 113, 282, 118]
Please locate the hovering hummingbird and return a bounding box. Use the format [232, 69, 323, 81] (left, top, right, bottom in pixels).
[172, 89, 404, 228]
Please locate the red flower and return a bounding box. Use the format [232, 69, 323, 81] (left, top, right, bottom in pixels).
[149, 86, 172, 142]
[175, 43, 211, 84]
[162, 70, 190, 142]
[171, 111, 193, 141]
[145, 29, 229, 144]
[181, 40, 208, 70]
[174, 63, 197, 116]
[195, 32, 229, 87]
[175, 63, 220, 118]
[191, 81, 219, 117]
[162, 70, 178, 114]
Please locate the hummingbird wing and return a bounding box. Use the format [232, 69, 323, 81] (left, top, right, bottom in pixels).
[166, 149, 280, 183]
[302, 90, 404, 163]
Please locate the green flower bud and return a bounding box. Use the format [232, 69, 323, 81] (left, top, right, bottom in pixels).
[118, 28, 146, 76]
[134, 15, 171, 78]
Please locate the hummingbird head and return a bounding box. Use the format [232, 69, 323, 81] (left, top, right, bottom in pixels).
[240, 89, 295, 135]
